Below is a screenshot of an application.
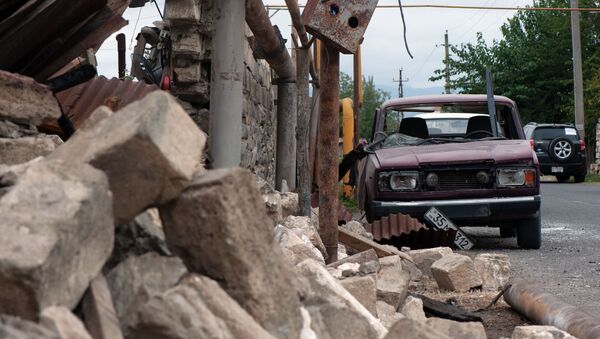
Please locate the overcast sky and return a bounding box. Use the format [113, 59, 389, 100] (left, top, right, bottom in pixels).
[97, 0, 534, 97]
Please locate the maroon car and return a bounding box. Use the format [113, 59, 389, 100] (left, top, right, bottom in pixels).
[358, 95, 541, 249]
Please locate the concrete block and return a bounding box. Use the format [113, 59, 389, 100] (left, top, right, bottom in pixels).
[431, 254, 482, 292]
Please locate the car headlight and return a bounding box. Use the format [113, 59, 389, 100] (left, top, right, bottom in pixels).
[496, 168, 536, 188]
[378, 171, 419, 191]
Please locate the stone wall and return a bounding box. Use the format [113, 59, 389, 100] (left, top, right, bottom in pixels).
[166, 0, 277, 184]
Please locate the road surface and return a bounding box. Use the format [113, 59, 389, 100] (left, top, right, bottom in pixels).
[465, 180, 600, 315]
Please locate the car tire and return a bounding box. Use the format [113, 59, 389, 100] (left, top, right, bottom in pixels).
[574, 173, 586, 183]
[516, 214, 541, 249]
[556, 175, 571, 183]
[549, 138, 575, 163]
[499, 227, 516, 238]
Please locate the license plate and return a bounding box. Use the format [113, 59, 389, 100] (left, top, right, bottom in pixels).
[551, 166, 564, 173]
[424, 207, 475, 250]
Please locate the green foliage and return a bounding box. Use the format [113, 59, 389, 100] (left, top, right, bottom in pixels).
[430, 0, 600, 147]
[340, 72, 391, 139]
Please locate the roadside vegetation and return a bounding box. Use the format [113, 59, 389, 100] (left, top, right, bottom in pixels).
[586, 174, 600, 183]
[430, 0, 600, 150]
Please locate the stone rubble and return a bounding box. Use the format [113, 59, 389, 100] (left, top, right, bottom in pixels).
[0, 77, 525, 339]
[511, 326, 577, 339]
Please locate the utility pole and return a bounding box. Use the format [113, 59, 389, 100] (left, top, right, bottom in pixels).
[392, 69, 409, 98]
[570, 0, 585, 141]
[443, 30, 451, 94]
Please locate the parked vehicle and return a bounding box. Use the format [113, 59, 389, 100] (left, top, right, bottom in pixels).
[523, 123, 587, 183]
[358, 95, 542, 249]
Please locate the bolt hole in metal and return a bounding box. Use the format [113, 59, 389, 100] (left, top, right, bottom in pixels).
[348, 16, 359, 28]
[554, 141, 572, 159]
[329, 4, 340, 16]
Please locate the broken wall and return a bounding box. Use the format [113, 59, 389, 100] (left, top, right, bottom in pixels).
[167, 0, 277, 184]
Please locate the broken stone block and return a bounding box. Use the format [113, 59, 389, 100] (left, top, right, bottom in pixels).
[296, 259, 387, 339]
[431, 254, 483, 292]
[409, 247, 453, 276]
[0, 135, 62, 165]
[283, 215, 327, 259]
[328, 249, 379, 269]
[274, 225, 325, 265]
[79, 106, 113, 132]
[376, 301, 405, 329]
[165, 0, 200, 24]
[342, 220, 373, 240]
[377, 255, 410, 309]
[264, 192, 283, 225]
[281, 191, 299, 218]
[340, 275, 378, 316]
[426, 318, 487, 339]
[0, 119, 37, 139]
[512, 326, 577, 339]
[49, 91, 206, 224]
[0, 315, 60, 339]
[401, 296, 427, 323]
[329, 262, 361, 279]
[160, 168, 303, 339]
[0, 160, 113, 320]
[131, 275, 275, 339]
[105, 253, 187, 336]
[40, 306, 93, 339]
[82, 275, 124, 339]
[0, 70, 61, 125]
[384, 318, 450, 339]
[474, 253, 511, 291]
[106, 209, 172, 271]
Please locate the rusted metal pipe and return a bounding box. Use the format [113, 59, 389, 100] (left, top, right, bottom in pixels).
[285, 0, 310, 47]
[318, 42, 340, 263]
[246, 0, 297, 189]
[116, 33, 126, 79]
[353, 44, 362, 147]
[246, 0, 296, 81]
[297, 46, 311, 216]
[504, 281, 600, 339]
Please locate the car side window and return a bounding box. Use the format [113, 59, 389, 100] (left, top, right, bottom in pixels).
[383, 110, 403, 135]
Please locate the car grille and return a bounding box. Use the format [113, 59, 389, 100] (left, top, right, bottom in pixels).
[435, 170, 485, 190]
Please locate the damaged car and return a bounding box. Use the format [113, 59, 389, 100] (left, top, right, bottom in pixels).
[357, 95, 542, 249]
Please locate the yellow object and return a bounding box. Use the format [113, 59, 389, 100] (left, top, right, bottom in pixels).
[341, 98, 354, 198]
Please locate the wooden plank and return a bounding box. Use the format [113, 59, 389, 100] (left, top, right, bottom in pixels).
[0, 0, 106, 71]
[0, 0, 41, 36]
[338, 227, 413, 262]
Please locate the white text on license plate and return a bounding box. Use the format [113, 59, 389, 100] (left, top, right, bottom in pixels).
[551, 166, 564, 173]
[424, 207, 475, 250]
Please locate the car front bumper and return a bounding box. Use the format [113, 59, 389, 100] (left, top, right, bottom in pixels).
[370, 196, 541, 222]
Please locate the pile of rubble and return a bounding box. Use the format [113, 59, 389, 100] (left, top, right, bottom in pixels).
[0, 72, 577, 339]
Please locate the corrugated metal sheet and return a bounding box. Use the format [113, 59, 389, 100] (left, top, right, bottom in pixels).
[365, 213, 427, 241]
[42, 76, 159, 136]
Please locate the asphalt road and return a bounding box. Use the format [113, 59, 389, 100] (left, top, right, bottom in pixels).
[464, 180, 600, 315]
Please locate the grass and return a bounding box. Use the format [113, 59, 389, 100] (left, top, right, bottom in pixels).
[586, 175, 600, 183]
[340, 194, 360, 213]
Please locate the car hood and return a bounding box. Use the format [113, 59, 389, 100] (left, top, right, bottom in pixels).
[374, 139, 534, 169]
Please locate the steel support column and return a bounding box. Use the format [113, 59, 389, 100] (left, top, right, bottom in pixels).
[319, 43, 340, 263]
[297, 47, 311, 216]
[210, 0, 245, 168]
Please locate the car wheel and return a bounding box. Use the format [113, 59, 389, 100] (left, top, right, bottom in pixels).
[516, 214, 541, 249]
[574, 173, 586, 183]
[499, 227, 516, 238]
[556, 175, 571, 183]
[549, 138, 575, 163]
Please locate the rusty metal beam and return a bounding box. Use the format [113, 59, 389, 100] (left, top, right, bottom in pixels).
[504, 281, 600, 339]
[285, 0, 310, 47]
[297, 45, 311, 216]
[318, 43, 339, 263]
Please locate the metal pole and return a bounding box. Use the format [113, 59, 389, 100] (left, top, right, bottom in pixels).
[486, 68, 499, 137]
[444, 30, 451, 94]
[505, 282, 600, 339]
[297, 46, 311, 216]
[353, 45, 362, 147]
[209, 0, 245, 168]
[116, 33, 126, 79]
[319, 43, 340, 264]
[570, 0, 585, 141]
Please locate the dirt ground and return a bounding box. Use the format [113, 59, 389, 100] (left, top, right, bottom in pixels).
[411, 277, 531, 338]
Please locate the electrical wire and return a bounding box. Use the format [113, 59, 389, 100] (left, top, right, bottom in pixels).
[398, 0, 414, 59]
[153, 0, 164, 19]
[129, 7, 143, 51]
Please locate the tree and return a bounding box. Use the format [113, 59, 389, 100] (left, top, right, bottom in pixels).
[430, 0, 600, 146]
[339, 72, 390, 139]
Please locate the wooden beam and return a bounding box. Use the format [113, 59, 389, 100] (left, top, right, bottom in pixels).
[338, 227, 413, 262]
